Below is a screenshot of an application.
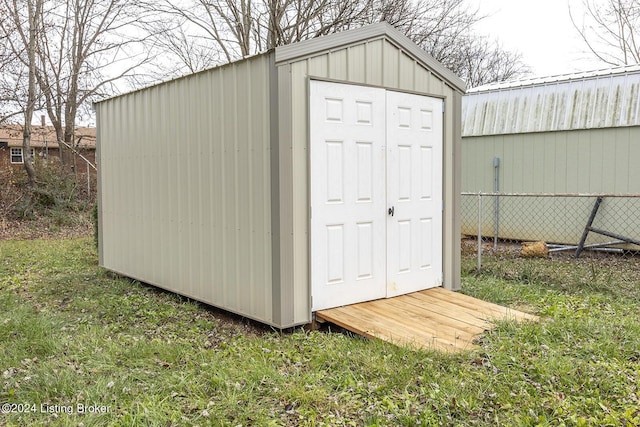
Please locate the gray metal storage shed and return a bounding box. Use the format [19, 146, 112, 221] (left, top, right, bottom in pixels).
[96, 22, 466, 328]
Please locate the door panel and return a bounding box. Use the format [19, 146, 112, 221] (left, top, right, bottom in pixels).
[311, 81, 443, 310]
[386, 91, 443, 297]
[310, 81, 387, 311]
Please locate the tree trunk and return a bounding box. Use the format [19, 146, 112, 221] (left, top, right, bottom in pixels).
[22, 124, 37, 186]
[63, 122, 76, 172]
[22, 0, 43, 187]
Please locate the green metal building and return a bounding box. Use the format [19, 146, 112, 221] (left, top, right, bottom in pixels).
[462, 65, 640, 248]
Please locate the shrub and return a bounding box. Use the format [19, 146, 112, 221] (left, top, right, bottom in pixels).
[6, 159, 95, 221]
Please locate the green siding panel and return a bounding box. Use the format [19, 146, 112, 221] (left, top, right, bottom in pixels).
[461, 127, 640, 246]
[463, 127, 640, 194]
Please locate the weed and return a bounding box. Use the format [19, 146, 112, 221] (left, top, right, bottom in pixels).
[1, 161, 94, 236]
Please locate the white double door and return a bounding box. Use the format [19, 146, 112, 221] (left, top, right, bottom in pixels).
[310, 80, 443, 311]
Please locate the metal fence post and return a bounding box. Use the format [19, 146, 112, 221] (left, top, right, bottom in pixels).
[477, 193, 482, 271]
[493, 157, 500, 249]
[87, 160, 91, 196]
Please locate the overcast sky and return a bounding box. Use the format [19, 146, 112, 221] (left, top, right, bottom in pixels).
[470, 0, 605, 78]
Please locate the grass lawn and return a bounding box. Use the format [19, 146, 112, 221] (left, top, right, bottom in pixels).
[1, 238, 639, 426]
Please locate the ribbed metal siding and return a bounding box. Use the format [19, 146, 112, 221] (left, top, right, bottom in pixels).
[461, 127, 640, 246]
[281, 38, 462, 323]
[97, 54, 273, 324]
[463, 67, 640, 136]
[462, 127, 640, 194]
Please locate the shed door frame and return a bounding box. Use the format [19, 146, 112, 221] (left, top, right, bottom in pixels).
[310, 80, 443, 312]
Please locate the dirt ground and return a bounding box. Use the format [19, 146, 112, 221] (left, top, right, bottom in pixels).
[0, 213, 93, 241]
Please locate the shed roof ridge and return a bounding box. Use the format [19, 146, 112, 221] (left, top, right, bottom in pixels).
[462, 63, 640, 136]
[467, 63, 640, 94]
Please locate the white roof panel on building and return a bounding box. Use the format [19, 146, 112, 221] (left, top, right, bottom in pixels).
[462, 64, 640, 136]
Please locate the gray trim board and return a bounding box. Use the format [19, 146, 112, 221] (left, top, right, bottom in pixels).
[273, 63, 297, 327]
[450, 93, 463, 291]
[308, 75, 447, 100]
[95, 104, 104, 266]
[269, 53, 283, 327]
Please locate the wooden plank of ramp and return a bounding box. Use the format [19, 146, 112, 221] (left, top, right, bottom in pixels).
[315, 288, 538, 353]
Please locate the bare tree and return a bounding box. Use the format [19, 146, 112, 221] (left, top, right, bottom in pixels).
[150, 0, 377, 74]
[23, 0, 42, 185]
[453, 37, 532, 88]
[1, 0, 154, 175]
[0, 0, 45, 185]
[0, 6, 15, 123]
[0, 18, 16, 124]
[374, 0, 530, 85]
[387, 0, 477, 56]
[570, 0, 640, 66]
[0, 58, 26, 125]
[35, 0, 154, 168]
[149, 0, 529, 86]
[145, 20, 224, 76]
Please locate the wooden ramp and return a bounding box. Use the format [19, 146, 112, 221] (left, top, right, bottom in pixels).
[315, 287, 538, 353]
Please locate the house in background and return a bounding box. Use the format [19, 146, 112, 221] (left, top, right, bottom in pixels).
[0, 124, 96, 170]
[461, 64, 640, 248]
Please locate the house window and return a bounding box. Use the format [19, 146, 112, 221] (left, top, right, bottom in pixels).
[10, 147, 35, 164]
[0, 141, 7, 149]
[10, 148, 23, 163]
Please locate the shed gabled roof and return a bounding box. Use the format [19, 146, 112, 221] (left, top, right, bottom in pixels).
[463, 64, 640, 137]
[275, 22, 466, 93]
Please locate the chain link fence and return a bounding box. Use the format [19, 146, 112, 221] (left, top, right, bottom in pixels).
[461, 193, 640, 269]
